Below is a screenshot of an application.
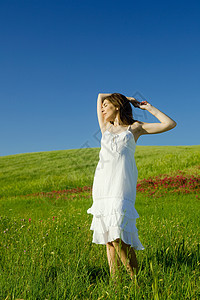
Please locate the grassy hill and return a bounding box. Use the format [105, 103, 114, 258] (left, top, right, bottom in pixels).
[0, 145, 199, 299]
[0, 145, 199, 197]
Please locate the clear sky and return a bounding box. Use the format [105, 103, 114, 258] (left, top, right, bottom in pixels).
[0, 0, 199, 156]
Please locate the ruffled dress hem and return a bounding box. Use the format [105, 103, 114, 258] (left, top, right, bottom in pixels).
[87, 197, 144, 250]
[90, 226, 145, 250]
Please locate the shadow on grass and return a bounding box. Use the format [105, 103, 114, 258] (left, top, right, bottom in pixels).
[155, 243, 199, 270]
[140, 240, 199, 272]
[87, 266, 110, 284]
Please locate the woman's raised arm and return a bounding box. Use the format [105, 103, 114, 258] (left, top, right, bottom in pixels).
[136, 101, 177, 135]
[97, 93, 112, 133]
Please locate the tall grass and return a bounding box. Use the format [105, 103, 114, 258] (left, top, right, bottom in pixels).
[0, 192, 199, 299]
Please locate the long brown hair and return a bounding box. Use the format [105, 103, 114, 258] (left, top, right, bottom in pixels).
[103, 93, 137, 125]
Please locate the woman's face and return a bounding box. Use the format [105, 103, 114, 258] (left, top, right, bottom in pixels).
[101, 99, 118, 122]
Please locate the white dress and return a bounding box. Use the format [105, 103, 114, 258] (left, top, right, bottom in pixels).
[87, 124, 144, 250]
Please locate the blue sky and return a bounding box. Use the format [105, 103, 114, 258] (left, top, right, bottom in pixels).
[0, 0, 199, 156]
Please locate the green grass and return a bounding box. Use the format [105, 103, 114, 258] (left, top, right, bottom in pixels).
[0, 145, 200, 299]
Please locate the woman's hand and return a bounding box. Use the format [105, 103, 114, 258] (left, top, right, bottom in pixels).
[127, 97, 152, 110]
[126, 97, 141, 108]
[137, 100, 152, 110]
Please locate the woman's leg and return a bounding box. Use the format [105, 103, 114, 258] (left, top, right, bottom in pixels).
[106, 242, 121, 278]
[112, 238, 139, 279]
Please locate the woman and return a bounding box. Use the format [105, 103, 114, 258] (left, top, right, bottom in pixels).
[87, 93, 176, 280]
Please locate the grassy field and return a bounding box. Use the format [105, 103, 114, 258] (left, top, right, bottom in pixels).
[0, 145, 199, 299]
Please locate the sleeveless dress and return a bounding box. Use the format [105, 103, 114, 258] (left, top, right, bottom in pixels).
[87, 124, 144, 250]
